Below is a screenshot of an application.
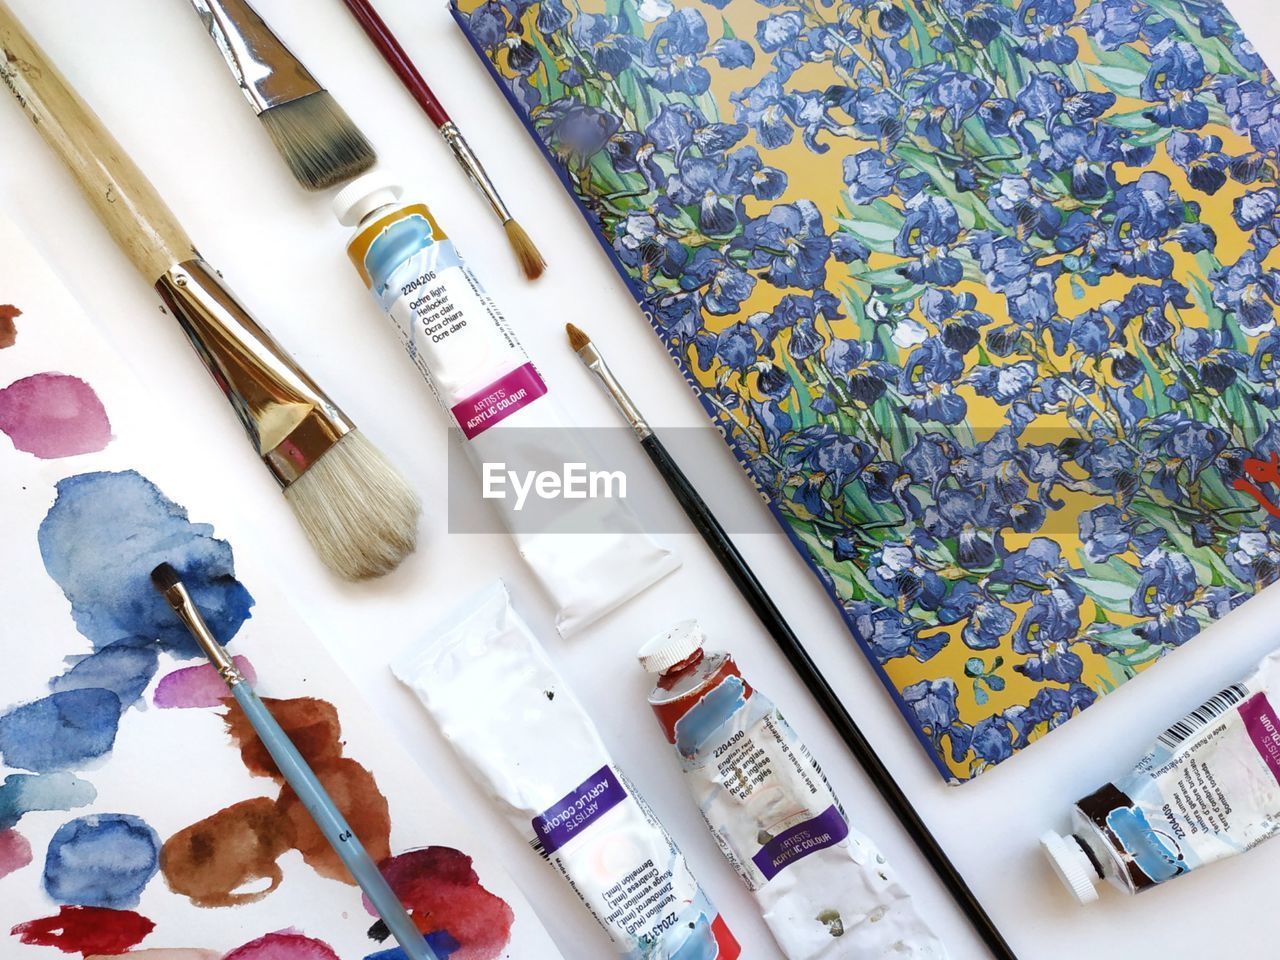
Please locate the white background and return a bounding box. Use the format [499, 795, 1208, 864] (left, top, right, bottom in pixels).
[0, 1, 1275, 957]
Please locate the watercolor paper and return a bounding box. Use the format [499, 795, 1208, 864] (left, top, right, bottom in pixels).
[453, 0, 1280, 782]
[0, 214, 563, 959]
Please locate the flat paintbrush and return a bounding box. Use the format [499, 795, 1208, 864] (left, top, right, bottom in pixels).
[339, 0, 545, 280]
[188, 0, 376, 190]
[566, 323, 1019, 960]
[150, 563, 438, 960]
[0, 3, 419, 580]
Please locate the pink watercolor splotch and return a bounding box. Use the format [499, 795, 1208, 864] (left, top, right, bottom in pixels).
[370, 848, 514, 960]
[0, 372, 112, 458]
[154, 657, 258, 709]
[0, 829, 32, 878]
[222, 930, 340, 960]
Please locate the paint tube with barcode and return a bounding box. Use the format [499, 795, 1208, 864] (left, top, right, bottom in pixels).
[336, 178, 679, 637]
[1041, 649, 1280, 904]
[392, 581, 741, 960]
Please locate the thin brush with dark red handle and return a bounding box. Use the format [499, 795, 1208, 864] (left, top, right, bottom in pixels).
[566, 322, 1021, 960]
[340, 0, 545, 280]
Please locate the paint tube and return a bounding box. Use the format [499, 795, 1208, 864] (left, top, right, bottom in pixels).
[333, 176, 678, 636]
[638, 621, 949, 959]
[1042, 649, 1280, 903]
[392, 582, 741, 960]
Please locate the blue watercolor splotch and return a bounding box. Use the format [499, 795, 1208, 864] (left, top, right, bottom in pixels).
[0, 772, 96, 831]
[364, 930, 461, 960]
[37, 470, 254, 659]
[50, 638, 160, 708]
[0, 690, 121, 773]
[43, 813, 161, 909]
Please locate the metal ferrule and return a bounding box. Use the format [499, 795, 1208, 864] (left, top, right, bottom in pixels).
[189, 0, 322, 114]
[577, 343, 653, 440]
[160, 581, 246, 686]
[156, 260, 353, 488]
[440, 121, 513, 223]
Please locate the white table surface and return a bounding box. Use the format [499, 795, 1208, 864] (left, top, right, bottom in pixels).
[2, 1, 1276, 957]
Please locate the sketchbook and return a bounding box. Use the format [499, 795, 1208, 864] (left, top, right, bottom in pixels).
[453, 0, 1280, 781]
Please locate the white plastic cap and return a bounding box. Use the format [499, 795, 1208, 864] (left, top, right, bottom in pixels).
[638, 620, 706, 674]
[1041, 831, 1101, 905]
[332, 173, 404, 227]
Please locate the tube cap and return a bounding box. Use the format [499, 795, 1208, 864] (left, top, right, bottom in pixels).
[1041, 831, 1101, 905]
[638, 620, 705, 674]
[332, 173, 404, 227]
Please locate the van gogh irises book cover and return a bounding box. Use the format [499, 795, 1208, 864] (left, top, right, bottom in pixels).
[453, 0, 1280, 782]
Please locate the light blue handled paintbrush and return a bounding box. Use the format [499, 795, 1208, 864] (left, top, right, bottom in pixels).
[150, 563, 437, 960]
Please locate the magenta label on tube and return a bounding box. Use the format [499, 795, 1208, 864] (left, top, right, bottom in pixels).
[751, 805, 849, 881]
[1242, 693, 1280, 784]
[451, 362, 547, 439]
[531, 765, 628, 857]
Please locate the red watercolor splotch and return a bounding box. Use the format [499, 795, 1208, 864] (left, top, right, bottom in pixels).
[222, 930, 340, 960]
[154, 657, 257, 708]
[0, 372, 112, 458]
[11, 905, 155, 955]
[0, 828, 32, 878]
[370, 848, 514, 960]
[0, 304, 19, 349]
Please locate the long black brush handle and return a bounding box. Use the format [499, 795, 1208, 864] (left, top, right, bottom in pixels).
[639, 433, 1019, 960]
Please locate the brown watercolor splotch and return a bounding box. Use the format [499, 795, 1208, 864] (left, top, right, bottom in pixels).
[221, 697, 342, 778]
[160, 797, 294, 908]
[278, 756, 389, 882]
[0, 304, 19, 349]
[162, 697, 389, 903]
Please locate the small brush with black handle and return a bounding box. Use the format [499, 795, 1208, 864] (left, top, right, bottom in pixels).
[566, 323, 1019, 960]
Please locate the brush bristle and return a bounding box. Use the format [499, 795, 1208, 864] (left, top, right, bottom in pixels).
[259, 91, 376, 191]
[283, 430, 421, 580]
[150, 562, 181, 592]
[503, 219, 546, 281]
[565, 323, 591, 352]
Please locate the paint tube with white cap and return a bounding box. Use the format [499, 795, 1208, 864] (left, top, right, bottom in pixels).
[1042, 648, 1280, 904]
[333, 175, 678, 636]
[639, 621, 949, 959]
[392, 581, 741, 960]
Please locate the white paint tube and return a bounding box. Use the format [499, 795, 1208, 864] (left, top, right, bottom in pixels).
[392, 581, 742, 960]
[639, 622, 950, 959]
[1043, 648, 1280, 903]
[334, 176, 678, 636]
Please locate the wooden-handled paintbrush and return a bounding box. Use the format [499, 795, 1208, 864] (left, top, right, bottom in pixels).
[339, 0, 546, 281]
[0, 2, 420, 581]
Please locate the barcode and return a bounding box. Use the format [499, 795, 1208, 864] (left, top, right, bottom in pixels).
[1157, 684, 1249, 751]
[528, 835, 549, 861]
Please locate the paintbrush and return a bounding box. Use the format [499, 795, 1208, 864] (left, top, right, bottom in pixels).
[339, 0, 545, 281]
[189, 0, 375, 190]
[150, 563, 438, 960]
[566, 324, 1020, 960]
[0, 2, 420, 581]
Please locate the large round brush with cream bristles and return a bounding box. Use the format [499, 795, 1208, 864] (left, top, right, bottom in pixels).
[0, 0, 419, 580]
[189, 0, 375, 190]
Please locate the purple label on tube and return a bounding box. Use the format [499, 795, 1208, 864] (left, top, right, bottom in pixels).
[450, 362, 547, 439]
[532, 765, 628, 857]
[1242, 693, 1280, 785]
[751, 805, 849, 882]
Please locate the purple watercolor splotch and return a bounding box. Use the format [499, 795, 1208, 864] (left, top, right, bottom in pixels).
[0, 372, 112, 458]
[155, 657, 258, 709]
